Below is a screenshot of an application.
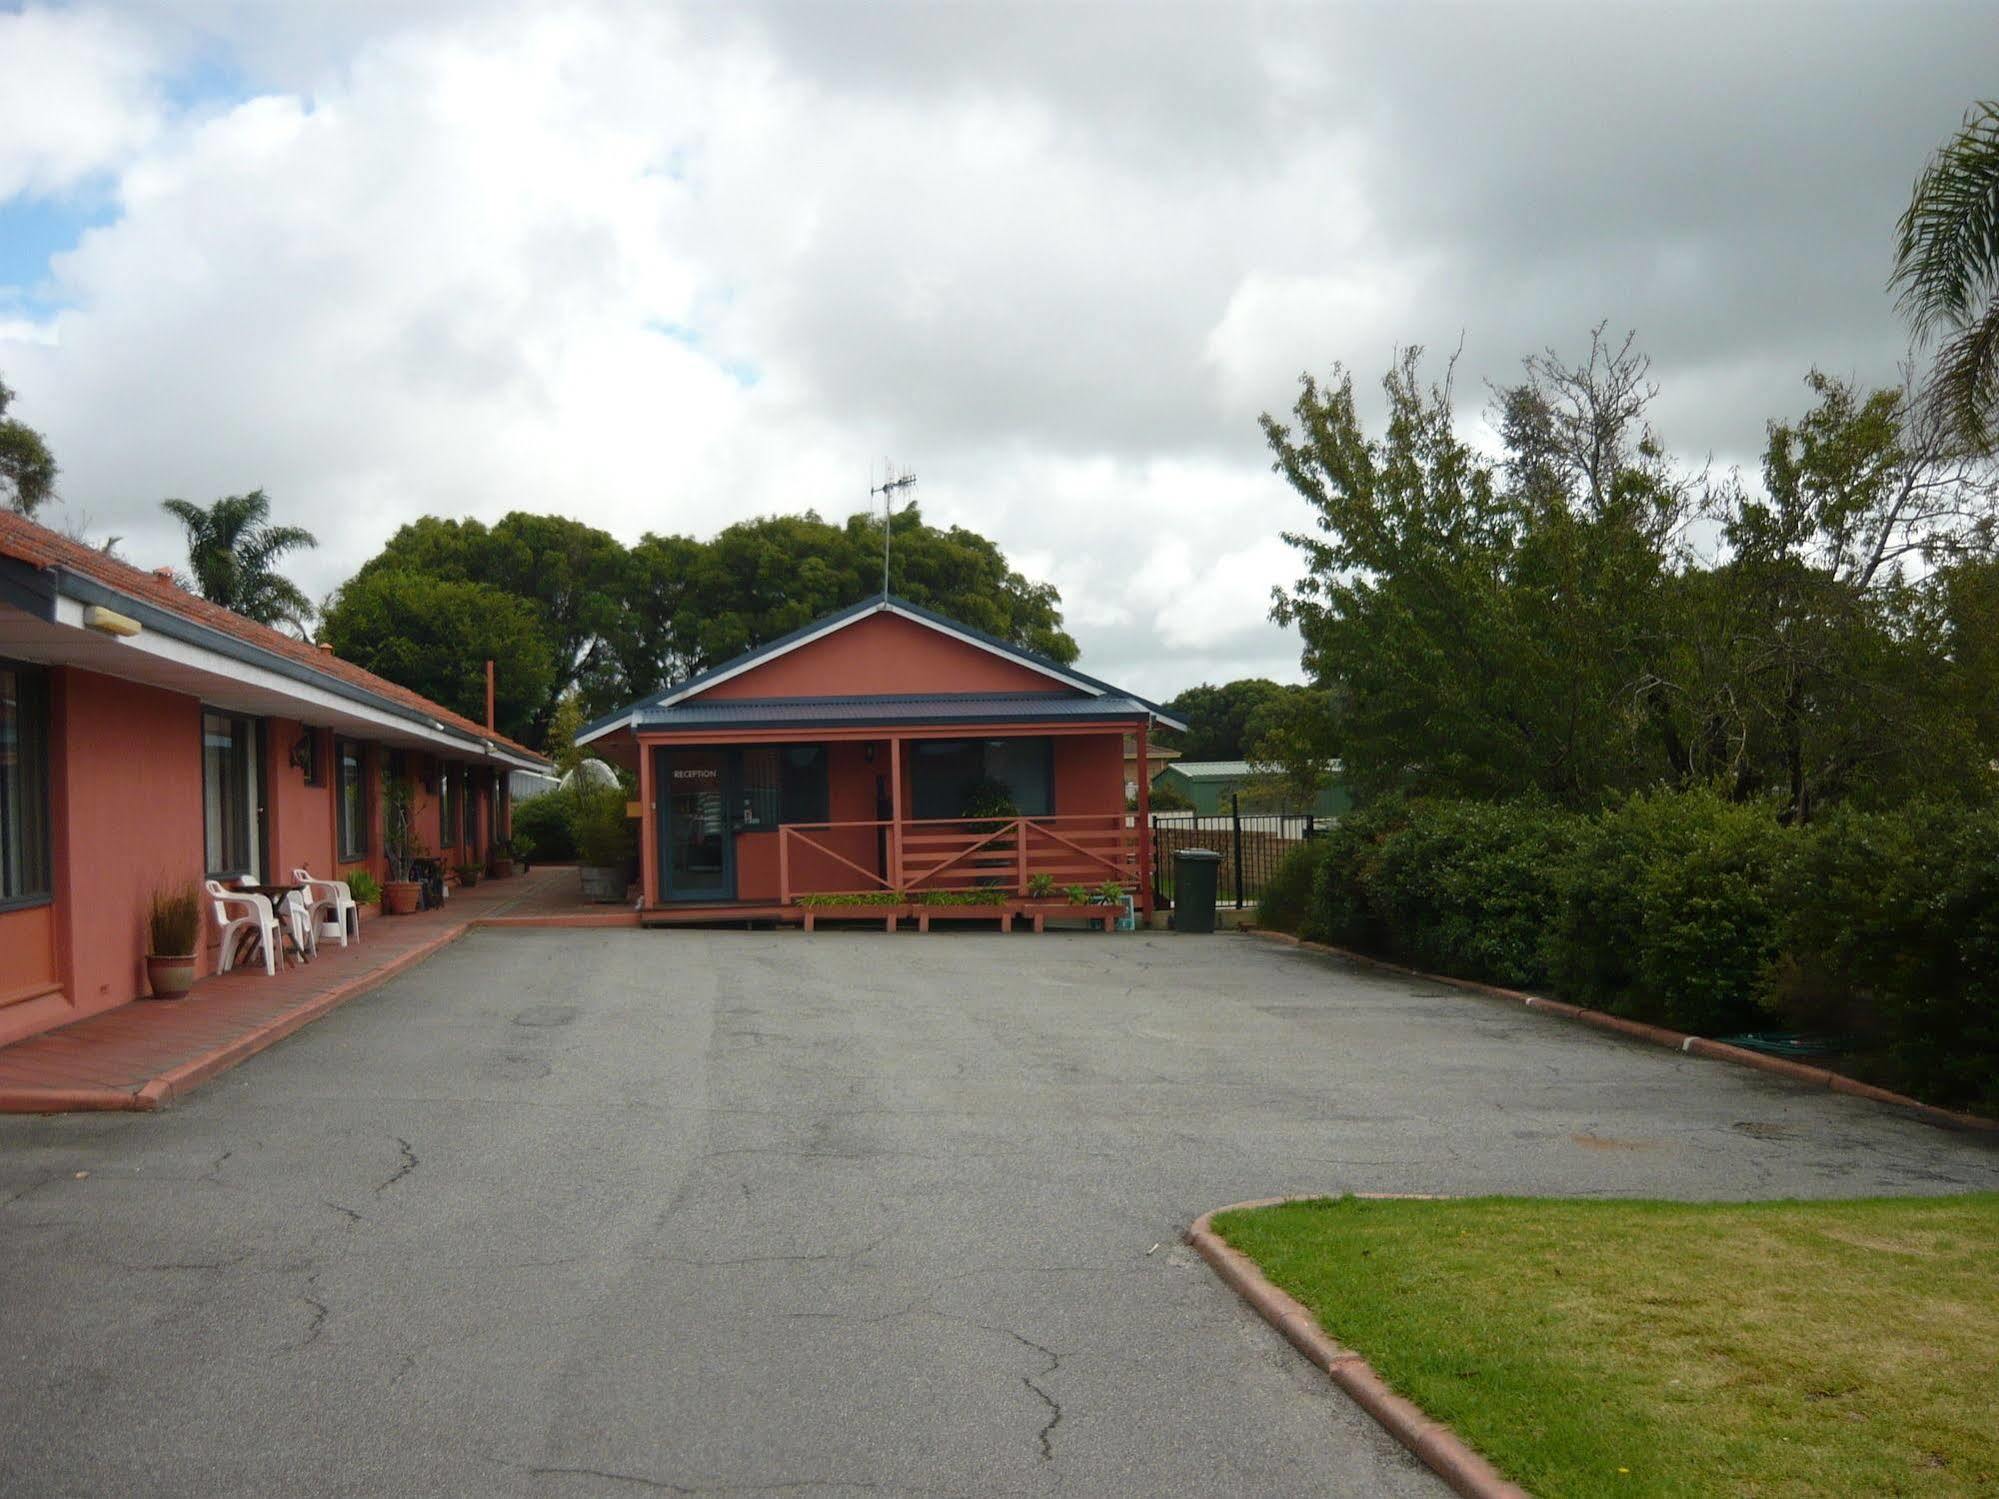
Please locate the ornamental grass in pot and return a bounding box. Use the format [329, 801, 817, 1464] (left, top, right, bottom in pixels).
[144, 882, 203, 999]
[381, 777, 425, 914]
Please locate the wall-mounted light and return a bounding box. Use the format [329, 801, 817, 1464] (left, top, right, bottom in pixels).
[83, 605, 142, 638]
[863, 743, 876, 763]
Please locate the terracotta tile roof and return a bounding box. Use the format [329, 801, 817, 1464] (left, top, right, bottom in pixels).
[0, 508, 548, 765]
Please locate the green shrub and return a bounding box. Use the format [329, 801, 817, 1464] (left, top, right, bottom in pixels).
[914, 888, 1009, 906]
[512, 791, 577, 862]
[1256, 837, 1333, 933]
[797, 890, 903, 908]
[1551, 789, 1788, 1034]
[345, 870, 382, 905]
[1302, 797, 1410, 948]
[573, 786, 637, 868]
[1775, 801, 1999, 1109]
[1368, 800, 1580, 988]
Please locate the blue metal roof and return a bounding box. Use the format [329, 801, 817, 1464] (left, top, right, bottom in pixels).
[632, 692, 1156, 732]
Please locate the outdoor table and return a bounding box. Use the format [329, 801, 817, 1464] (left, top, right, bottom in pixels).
[238, 883, 313, 967]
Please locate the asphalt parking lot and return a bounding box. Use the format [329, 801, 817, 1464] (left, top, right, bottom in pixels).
[4, 928, 1994, 1497]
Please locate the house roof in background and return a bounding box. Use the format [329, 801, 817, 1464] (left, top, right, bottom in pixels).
[631, 691, 1159, 733]
[1163, 759, 1342, 780]
[0, 509, 549, 768]
[578, 595, 1187, 744]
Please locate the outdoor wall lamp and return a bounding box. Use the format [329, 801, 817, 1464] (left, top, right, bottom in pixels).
[864, 743, 876, 763]
[82, 605, 142, 638]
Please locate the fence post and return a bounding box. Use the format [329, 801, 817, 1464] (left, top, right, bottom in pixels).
[1231, 792, 1245, 909]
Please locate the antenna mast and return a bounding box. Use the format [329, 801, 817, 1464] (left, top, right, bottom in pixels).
[869, 461, 917, 599]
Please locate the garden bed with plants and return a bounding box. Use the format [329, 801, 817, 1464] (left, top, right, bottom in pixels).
[1212, 1193, 1999, 1499]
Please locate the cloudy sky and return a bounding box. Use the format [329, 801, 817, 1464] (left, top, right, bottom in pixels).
[1, 1, 1993, 699]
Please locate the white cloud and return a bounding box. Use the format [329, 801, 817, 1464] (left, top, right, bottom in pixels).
[0, 5, 167, 199]
[3, 0, 1994, 703]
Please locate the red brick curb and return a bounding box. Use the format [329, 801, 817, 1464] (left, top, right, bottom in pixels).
[468, 912, 640, 928]
[1187, 1197, 1531, 1499]
[1249, 930, 1998, 1134]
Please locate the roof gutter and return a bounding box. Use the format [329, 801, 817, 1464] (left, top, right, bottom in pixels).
[47, 566, 549, 771]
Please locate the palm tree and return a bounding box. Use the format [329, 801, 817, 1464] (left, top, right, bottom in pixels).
[160, 490, 318, 631]
[1892, 102, 1999, 454]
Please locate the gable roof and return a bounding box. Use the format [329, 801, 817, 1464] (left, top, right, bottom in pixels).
[0, 509, 549, 768]
[578, 595, 1185, 744]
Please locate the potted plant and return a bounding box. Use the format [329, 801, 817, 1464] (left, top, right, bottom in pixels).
[1017, 876, 1121, 933]
[796, 890, 911, 931]
[381, 776, 424, 915]
[345, 869, 383, 919]
[959, 777, 1020, 885]
[510, 832, 535, 875]
[575, 786, 635, 902]
[454, 860, 482, 888]
[485, 837, 511, 879]
[143, 881, 203, 999]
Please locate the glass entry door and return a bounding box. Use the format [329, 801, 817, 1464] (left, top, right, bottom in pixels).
[658, 747, 735, 902]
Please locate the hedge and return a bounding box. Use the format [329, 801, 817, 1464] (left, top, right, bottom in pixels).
[1264, 791, 1998, 1111]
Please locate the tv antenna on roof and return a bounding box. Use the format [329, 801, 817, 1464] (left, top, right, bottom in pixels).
[870, 460, 917, 599]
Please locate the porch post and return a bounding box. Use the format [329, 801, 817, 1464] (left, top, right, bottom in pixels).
[638, 740, 657, 908]
[888, 736, 904, 892]
[1135, 721, 1153, 920]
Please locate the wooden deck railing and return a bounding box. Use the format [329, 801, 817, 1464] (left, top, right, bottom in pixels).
[777, 814, 1136, 903]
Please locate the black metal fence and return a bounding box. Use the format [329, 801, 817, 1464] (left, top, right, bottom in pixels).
[1150, 797, 1322, 909]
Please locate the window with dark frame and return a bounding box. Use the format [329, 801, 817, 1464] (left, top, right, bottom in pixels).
[738, 744, 829, 828]
[0, 662, 52, 905]
[202, 709, 260, 878]
[439, 765, 458, 849]
[910, 737, 1053, 819]
[337, 739, 368, 860]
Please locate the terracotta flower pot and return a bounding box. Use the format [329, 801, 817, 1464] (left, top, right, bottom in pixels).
[144, 953, 197, 1000]
[383, 880, 422, 915]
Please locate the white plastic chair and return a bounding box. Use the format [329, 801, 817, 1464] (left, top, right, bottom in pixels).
[293, 867, 357, 948]
[207, 880, 279, 976]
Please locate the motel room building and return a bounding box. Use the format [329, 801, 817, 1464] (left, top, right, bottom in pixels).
[0, 510, 549, 1049]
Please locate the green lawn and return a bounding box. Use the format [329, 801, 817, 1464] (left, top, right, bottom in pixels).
[1211, 1194, 1999, 1499]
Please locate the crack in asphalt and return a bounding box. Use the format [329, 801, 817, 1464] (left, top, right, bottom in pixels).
[293, 1275, 329, 1351]
[375, 1137, 418, 1194]
[1015, 1333, 1064, 1461]
[321, 1201, 365, 1225]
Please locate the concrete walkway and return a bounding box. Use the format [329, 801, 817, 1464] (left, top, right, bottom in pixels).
[2, 930, 1993, 1497]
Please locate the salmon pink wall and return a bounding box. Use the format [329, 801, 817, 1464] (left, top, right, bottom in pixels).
[48, 670, 205, 1032]
[267, 718, 337, 883]
[1051, 734, 1125, 815]
[0, 903, 61, 1019]
[701, 612, 1070, 700]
